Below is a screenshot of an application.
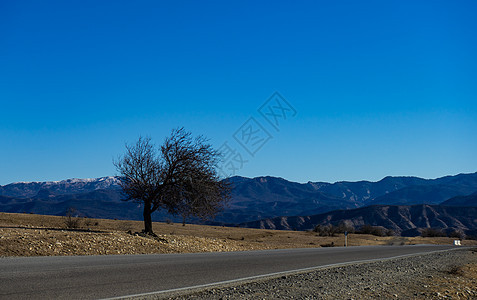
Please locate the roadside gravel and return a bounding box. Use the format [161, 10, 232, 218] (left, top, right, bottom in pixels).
[164, 248, 477, 300]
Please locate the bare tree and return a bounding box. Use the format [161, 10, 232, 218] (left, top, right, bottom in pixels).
[114, 128, 230, 234]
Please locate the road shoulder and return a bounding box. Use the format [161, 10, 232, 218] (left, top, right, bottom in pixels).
[155, 248, 477, 299]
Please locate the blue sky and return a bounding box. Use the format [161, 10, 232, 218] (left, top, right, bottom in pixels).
[1, 0, 476, 185]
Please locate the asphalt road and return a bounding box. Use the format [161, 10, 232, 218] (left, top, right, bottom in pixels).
[0, 245, 457, 299]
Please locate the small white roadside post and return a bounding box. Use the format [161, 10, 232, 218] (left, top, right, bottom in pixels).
[344, 231, 348, 247]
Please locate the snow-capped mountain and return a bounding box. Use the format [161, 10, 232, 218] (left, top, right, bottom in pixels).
[0, 176, 121, 198]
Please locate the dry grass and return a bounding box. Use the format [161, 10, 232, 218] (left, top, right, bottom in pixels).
[421, 250, 477, 299]
[0, 212, 475, 257]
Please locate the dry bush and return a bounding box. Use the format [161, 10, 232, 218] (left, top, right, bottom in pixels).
[448, 229, 466, 240]
[447, 265, 464, 276]
[421, 228, 447, 237]
[314, 224, 338, 236]
[357, 224, 388, 237]
[63, 208, 82, 229]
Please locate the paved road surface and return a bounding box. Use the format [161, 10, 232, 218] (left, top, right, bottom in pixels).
[0, 245, 457, 299]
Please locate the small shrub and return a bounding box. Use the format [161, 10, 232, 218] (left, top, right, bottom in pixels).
[357, 224, 387, 237]
[314, 224, 338, 237]
[421, 228, 446, 237]
[448, 230, 465, 240]
[447, 265, 464, 276]
[63, 208, 82, 229]
[83, 217, 93, 227]
[336, 221, 355, 234]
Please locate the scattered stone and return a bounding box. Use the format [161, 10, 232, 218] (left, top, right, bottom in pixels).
[171, 249, 477, 300]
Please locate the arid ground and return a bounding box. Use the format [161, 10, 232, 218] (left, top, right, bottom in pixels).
[1, 212, 475, 257]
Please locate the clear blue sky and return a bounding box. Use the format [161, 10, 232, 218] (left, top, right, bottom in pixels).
[1, 0, 476, 185]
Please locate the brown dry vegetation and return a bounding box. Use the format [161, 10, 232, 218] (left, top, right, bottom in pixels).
[422, 253, 477, 299]
[1, 212, 475, 257]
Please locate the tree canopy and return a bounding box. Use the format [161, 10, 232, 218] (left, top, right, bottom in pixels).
[114, 128, 230, 234]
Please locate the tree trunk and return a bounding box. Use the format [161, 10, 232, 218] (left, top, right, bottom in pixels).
[143, 201, 153, 234]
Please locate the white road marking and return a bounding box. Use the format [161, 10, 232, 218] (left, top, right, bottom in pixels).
[101, 248, 460, 300]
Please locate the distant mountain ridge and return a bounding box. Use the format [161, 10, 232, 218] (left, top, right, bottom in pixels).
[239, 204, 477, 237]
[307, 173, 477, 207]
[0, 177, 121, 198]
[441, 191, 477, 207]
[1, 172, 477, 226]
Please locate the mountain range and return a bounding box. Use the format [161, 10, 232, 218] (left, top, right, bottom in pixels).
[225, 173, 477, 223]
[1, 172, 477, 234]
[240, 204, 477, 237]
